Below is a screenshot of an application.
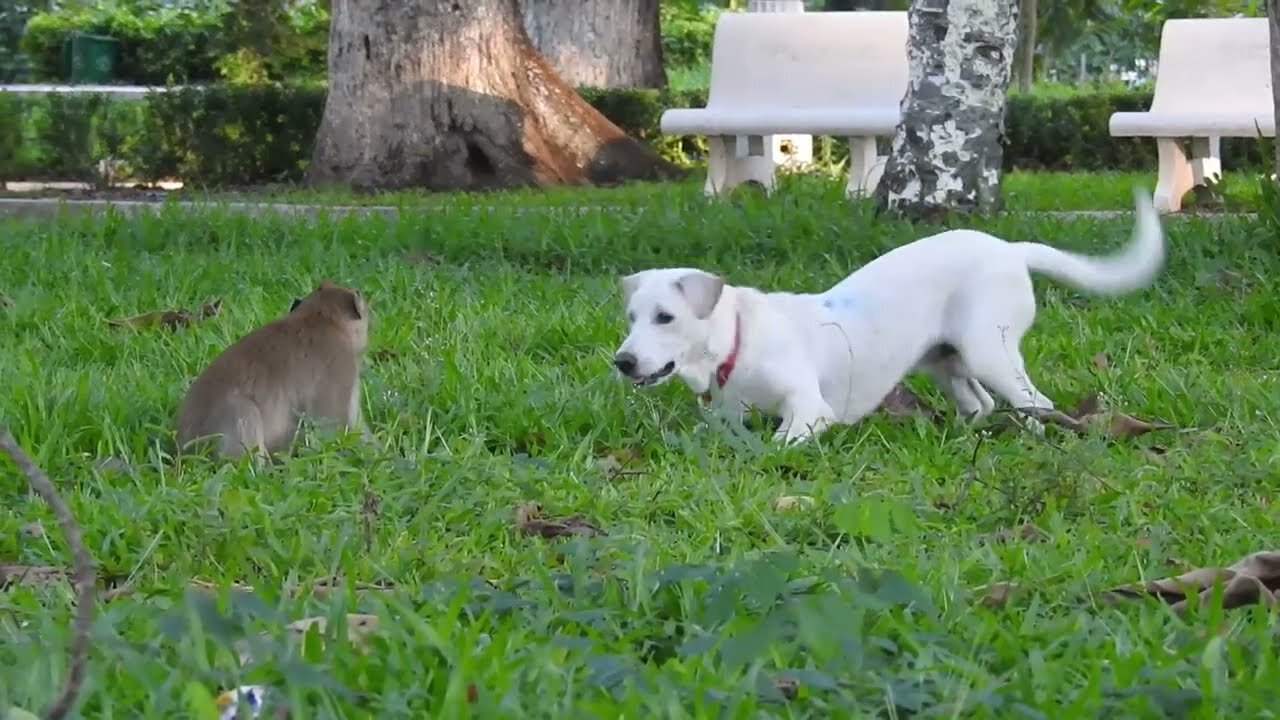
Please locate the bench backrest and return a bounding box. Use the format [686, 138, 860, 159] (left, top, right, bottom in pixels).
[705, 10, 909, 110]
[1150, 17, 1271, 114]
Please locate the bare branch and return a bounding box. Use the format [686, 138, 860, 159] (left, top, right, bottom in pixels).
[0, 428, 96, 720]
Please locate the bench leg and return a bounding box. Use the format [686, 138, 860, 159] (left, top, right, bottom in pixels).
[845, 136, 886, 197]
[1190, 136, 1222, 188]
[1154, 138, 1196, 213]
[730, 135, 777, 194]
[705, 136, 733, 197]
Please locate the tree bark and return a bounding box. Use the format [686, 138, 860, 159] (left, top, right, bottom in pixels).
[522, 0, 666, 89]
[1014, 0, 1036, 92]
[307, 0, 683, 192]
[1270, 0, 1280, 178]
[873, 0, 1019, 220]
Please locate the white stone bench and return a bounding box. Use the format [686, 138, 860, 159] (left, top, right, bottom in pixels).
[1108, 17, 1274, 213]
[659, 10, 908, 198]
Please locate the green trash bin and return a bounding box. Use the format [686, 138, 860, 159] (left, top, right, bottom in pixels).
[61, 31, 120, 84]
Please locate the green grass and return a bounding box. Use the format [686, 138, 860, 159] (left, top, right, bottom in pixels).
[159, 170, 1265, 214]
[3, 176, 1280, 718]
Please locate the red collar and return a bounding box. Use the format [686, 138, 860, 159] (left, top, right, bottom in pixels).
[701, 313, 741, 402]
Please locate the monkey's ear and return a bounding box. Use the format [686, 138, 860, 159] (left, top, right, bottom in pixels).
[289, 298, 302, 313]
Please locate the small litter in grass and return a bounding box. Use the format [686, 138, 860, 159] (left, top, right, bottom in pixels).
[515, 502, 606, 538]
[981, 523, 1049, 544]
[307, 576, 395, 596]
[237, 613, 381, 665]
[1027, 392, 1175, 439]
[773, 495, 815, 511]
[370, 348, 399, 363]
[405, 250, 443, 266]
[0, 564, 68, 588]
[876, 383, 939, 420]
[977, 581, 1016, 608]
[107, 298, 222, 331]
[18, 522, 44, 539]
[773, 677, 799, 700]
[1092, 352, 1109, 369]
[94, 456, 134, 476]
[1101, 549, 1280, 613]
[216, 685, 287, 719]
[594, 448, 643, 479]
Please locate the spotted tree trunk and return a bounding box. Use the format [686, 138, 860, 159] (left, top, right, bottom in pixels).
[873, 0, 1018, 220]
[522, 0, 665, 89]
[307, 0, 682, 192]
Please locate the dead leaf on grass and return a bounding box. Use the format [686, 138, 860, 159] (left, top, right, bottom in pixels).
[107, 298, 222, 330]
[773, 495, 815, 511]
[1027, 391, 1175, 439]
[1101, 549, 1280, 613]
[1092, 352, 1109, 369]
[876, 383, 940, 420]
[0, 293, 12, 309]
[773, 677, 799, 700]
[515, 501, 606, 538]
[18, 522, 44, 539]
[0, 564, 68, 588]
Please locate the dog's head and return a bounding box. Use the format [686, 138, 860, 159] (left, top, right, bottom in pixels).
[613, 268, 726, 387]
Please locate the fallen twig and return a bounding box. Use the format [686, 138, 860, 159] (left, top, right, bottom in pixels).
[0, 428, 97, 720]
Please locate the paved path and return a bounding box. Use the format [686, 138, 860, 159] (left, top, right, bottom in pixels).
[1, 83, 198, 100]
[0, 197, 1255, 222]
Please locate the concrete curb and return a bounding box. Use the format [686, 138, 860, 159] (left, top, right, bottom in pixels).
[0, 197, 1258, 222]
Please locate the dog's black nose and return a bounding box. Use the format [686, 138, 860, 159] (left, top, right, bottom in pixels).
[613, 352, 637, 376]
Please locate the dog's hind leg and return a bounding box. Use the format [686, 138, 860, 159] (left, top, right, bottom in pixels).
[952, 327, 1055, 419]
[919, 348, 997, 422]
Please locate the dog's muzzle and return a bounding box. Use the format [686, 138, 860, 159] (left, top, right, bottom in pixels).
[614, 352, 675, 385]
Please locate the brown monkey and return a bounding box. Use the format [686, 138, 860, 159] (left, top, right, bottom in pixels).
[175, 279, 374, 461]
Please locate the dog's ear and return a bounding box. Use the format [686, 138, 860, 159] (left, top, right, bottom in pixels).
[620, 272, 644, 304]
[676, 271, 725, 319]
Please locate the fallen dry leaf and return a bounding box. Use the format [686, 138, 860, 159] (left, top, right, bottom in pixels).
[0, 564, 67, 588]
[18, 522, 44, 539]
[307, 576, 395, 596]
[0, 293, 11, 309]
[876, 383, 939, 420]
[773, 677, 799, 700]
[773, 495, 816, 511]
[1092, 352, 1109, 369]
[515, 502, 606, 538]
[1101, 549, 1280, 613]
[1027, 391, 1174, 439]
[978, 581, 1017, 608]
[107, 298, 222, 330]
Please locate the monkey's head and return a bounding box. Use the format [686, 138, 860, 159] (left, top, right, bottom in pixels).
[289, 279, 370, 351]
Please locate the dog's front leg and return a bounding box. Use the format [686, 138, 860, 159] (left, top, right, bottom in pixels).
[773, 393, 836, 445]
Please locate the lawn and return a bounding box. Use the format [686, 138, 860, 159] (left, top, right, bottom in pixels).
[2, 175, 1279, 718]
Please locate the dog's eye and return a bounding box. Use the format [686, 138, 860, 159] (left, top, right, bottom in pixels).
[655, 312, 674, 325]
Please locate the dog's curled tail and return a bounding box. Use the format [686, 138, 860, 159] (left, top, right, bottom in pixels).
[1018, 186, 1166, 296]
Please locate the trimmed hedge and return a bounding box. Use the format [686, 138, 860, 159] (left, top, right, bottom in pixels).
[1, 83, 1270, 188]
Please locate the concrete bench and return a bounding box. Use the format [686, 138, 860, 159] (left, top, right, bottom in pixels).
[659, 10, 908, 198]
[1109, 17, 1274, 213]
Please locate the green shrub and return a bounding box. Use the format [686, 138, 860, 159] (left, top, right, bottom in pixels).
[6, 83, 1270, 188]
[660, 3, 720, 71]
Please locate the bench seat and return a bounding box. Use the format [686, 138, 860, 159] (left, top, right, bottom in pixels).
[658, 10, 909, 199]
[1106, 17, 1274, 213]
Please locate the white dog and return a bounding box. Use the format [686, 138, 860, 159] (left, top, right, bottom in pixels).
[613, 188, 1166, 444]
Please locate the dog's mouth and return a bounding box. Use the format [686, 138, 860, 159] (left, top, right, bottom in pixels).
[634, 361, 676, 386]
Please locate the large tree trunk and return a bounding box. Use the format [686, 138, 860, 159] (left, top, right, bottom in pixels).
[1270, 0, 1280, 178]
[873, 0, 1018, 220]
[307, 0, 683, 192]
[1014, 0, 1036, 92]
[522, 0, 665, 89]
